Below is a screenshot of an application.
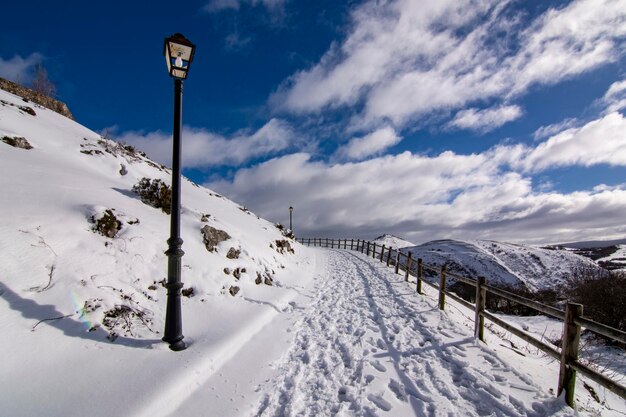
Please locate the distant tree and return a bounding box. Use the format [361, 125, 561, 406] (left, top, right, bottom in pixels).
[31, 63, 56, 97]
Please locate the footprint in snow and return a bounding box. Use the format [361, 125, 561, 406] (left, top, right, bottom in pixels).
[493, 374, 507, 383]
[376, 339, 386, 350]
[388, 378, 407, 402]
[370, 360, 387, 372]
[367, 393, 392, 411]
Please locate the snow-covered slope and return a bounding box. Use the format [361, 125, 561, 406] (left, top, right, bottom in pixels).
[401, 239, 602, 291]
[595, 244, 626, 270]
[372, 234, 415, 249]
[0, 87, 309, 340]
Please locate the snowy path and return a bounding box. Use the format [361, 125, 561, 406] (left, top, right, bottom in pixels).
[251, 249, 570, 417]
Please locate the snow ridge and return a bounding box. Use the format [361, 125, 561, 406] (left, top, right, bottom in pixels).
[401, 239, 601, 291]
[372, 234, 415, 249]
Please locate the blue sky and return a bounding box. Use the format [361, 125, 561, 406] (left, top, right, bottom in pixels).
[2, 0, 626, 244]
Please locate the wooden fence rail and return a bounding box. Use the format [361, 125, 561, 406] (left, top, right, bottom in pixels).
[295, 237, 626, 407]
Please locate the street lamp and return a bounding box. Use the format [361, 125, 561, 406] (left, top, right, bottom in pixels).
[162, 33, 196, 351]
[289, 206, 293, 232]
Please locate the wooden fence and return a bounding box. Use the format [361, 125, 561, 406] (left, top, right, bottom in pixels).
[296, 237, 626, 407]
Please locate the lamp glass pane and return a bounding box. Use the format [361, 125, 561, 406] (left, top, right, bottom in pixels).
[168, 42, 193, 67]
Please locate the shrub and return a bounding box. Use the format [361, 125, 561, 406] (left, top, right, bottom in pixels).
[89, 209, 122, 238]
[102, 305, 154, 338]
[132, 178, 172, 214]
[563, 267, 626, 332]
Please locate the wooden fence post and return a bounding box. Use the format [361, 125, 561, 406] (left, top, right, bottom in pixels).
[344, 239, 347, 249]
[372, 243, 376, 259]
[417, 258, 423, 294]
[558, 302, 583, 408]
[351, 239, 354, 250]
[367, 241, 370, 256]
[380, 244, 386, 262]
[395, 252, 400, 274]
[438, 265, 447, 310]
[325, 238, 328, 248]
[474, 276, 487, 342]
[386, 247, 392, 266]
[405, 252, 412, 282]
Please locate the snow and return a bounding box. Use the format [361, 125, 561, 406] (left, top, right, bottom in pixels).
[373, 234, 415, 249]
[0, 87, 313, 416]
[1, 87, 624, 416]
[249, 250, 575, 416]
[401, 239, 601, 291]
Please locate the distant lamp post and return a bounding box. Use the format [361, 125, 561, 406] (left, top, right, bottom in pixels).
[162, 33, 196, 352]
[289, 206, 294, 233]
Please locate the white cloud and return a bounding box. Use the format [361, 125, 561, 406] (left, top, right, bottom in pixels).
[209, 148, 626, 244]
[272, 0, 626, 129]
[0, 53, 43, 84]
[518, 112, 626, 172]
[601, 78, 626, 113]
[334, 126, 401, 161]
[449, 105, 522, 132]
[532, 118, 578, 140]
[209, 111, 626, 244]
[115, 118, 296, 168]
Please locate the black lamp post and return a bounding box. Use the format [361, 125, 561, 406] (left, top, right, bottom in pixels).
[162, 33, 196, 352]
[289, 206, 293, 232]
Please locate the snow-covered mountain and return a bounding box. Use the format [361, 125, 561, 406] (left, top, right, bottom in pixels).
[372, 234, 415, 249]
[401, 239, 602, 291]
[0, 86, 307, 342]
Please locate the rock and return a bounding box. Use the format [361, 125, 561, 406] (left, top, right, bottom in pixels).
[274, 239, 294, 254]
[227, 247, 241, 259]
[229, 286, 240, 296]
[201, 225, 231, 252]
[0, 76, 74, 120]
[18, 105, 36, 116]
[1, 136, 33, 150]
[181, 287, 194, 297]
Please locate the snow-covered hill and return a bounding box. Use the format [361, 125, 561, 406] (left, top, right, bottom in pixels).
[372, 234, 415, 249]
[0, 86, 310, 342]
[401, 239, 602, 291]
